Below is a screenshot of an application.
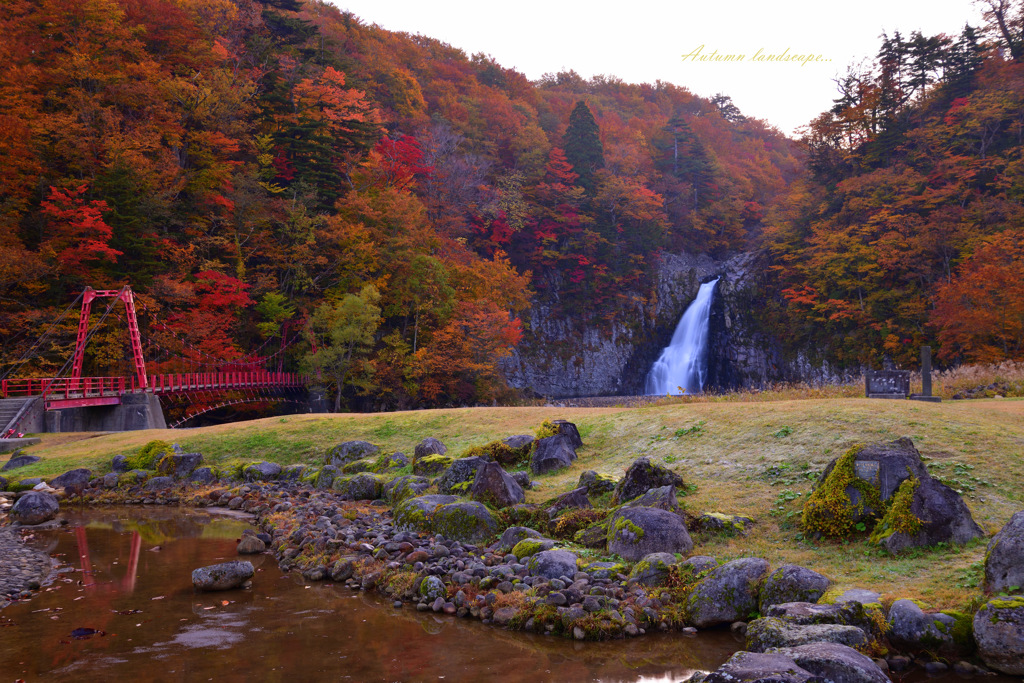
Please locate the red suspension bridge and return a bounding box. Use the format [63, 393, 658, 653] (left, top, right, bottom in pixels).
[1, 286, 310, 435]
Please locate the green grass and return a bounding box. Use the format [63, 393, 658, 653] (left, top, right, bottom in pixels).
[8, 397, 1024, 609]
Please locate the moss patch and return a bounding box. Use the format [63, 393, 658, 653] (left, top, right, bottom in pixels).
[802, 445, 881, 538]
[870, 477, 924, 544]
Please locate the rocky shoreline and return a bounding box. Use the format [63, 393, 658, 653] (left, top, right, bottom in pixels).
[0, 522, 58, 609]
[3, 431, 1024, 681]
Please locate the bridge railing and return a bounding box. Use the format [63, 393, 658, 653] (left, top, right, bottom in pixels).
[1, 376, 131, 400]
[2, 372, 305, 400]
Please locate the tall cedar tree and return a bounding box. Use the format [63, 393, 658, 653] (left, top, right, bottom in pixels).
[562, 101, 604, 194]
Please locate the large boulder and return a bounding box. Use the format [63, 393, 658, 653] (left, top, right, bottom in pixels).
[628, 552, 678, 586]
[530, 434, 576, 475]
[314, 465, 338, 489]
[550, 420, 583, 448]
[10, 490, 59, 525]
[2, 453, 40, 471]
[382, 475, 430, 504]
[111, 454, 130, 473]
[607, 506, 692, 562]
[469, 461, 524, 508]
[984, 510, 1024, 594]
[803, 438, 929, 535]
[392, 494, 460, 532]
[874, 476, 983, 553]
[766, 602, 880, 637]
[413, 437, 447, 460]
[333, 473, 384, 501]
[759, 564, 832, 612]
[886, 598, 962, 651]
[243, 461, 281, 482]
[430, 501, 498, 543]
[745, 617, 869, 652]
[624, 485, 680, 512]
[499, 526, 543, 553]
[685, 558, 770, 628]
[973, 597, 1024, 675]
[326, 441, 379, 467]
[144, 476, 174, 491]
[49, 468, 92, 491]
[577, 470, 616, 496]
[191, 561, 254, 591]
[613, 457, 685, 504]
[412, 454, 455, 477]
[157, 453, 202, 479]
[281, 464, 306, 481]
[436, 457, 487, 494]
[701, 651, 822, 683]
[545, 486, 591, 518]
[527, 549, 579, 580]
[774, 643, 890, 683]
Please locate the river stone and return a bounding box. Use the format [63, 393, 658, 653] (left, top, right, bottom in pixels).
[158, 453, 202, 479]
[577, 470, 616, 495]
[414, 437, 447, 460]
[760, 564, 832, 612]
[111, 454, 129, 473]
[10, 490, 59, 525]
[243, 461, 282, 482]
[624, 484, 680, 512]
[49, 468, 92, 490]
[20, 477, 43, 488]
[314, 465, 337, 489]
[984, 510, 1024, 594]
[546, 486, 592, 518]
[746, 617, 869, 652]
[877, 476, 984, 553]
[436, 457, 487, 494]
[333, 473, 384, 501]
[608, 506, 692, 562]
[887, 598, 958, 650]
[681, 555, 719, 574]
[702, 651, 823, 683]
[431, 501, 498, 543]
[830, 589, 881, 606]
[326, 441, 379, 467]
[499, 526, 543, 552]
[686, 558, 770, 628]
[189, 467, 217, 485]
[973, 597, 1024, 675]
[143, 476, 174, 491]
[613, 457, 685, 505]
[383, 475, 431, 504]
[102, 472, 119, 488]
[237, 535, 266, 554]
[2, 453, 40, 471]
[419, 575, 446, 601]
[413, 454, 455, 477]
[469, 461, 524, 508]
[392, 494, 460, 532]
[527, 549, 579, 580]
[530, 434, 576, 475]
[774, 642, 890, 683]
[192, 561, 254, 591]
[628, 552, 678, 586]
[551, 420, 583, 448]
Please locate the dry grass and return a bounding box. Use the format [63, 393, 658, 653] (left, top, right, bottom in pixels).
[9, 396, 1024, 612]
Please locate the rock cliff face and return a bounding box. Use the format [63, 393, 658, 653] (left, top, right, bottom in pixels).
[503, 250, 855, 398]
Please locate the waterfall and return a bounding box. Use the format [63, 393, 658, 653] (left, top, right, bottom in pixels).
[645, 278, 720, 395]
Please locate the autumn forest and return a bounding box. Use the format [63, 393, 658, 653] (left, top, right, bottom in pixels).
[1, 0, 1023, 410]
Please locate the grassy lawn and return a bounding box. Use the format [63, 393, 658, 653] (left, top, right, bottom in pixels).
[8, 397, 1024, 610]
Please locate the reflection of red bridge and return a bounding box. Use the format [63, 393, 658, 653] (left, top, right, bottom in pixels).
[1, 285, 311, 434]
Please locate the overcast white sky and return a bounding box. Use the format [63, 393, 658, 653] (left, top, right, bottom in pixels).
[331, 0, 986, 136]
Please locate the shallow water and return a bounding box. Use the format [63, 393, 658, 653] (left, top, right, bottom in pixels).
[1, 507, 741, 682]
[2, 508, 1015, 683]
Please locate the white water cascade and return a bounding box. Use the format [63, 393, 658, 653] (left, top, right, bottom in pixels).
[645, 278, 720, 395]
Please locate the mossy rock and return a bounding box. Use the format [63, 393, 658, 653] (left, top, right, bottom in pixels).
[392, 494, 460, 533]
[341, 458, 376, 474]
[126, 440, 173, 471]
[413, 454, 455, 477]
[332, 473, 384, 501]
[510, 537, 557, 558]
[431, 501, 499, 544]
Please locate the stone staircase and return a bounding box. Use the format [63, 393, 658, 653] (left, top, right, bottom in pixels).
[0, 397, 37, 436]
